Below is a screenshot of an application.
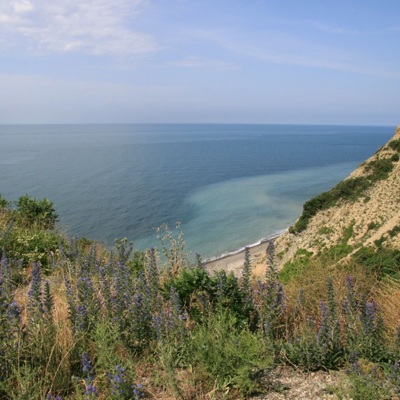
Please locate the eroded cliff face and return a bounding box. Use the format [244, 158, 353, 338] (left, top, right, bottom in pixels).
[273, 125, 400, 270]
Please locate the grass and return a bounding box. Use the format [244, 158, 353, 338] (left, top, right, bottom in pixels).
[1, 194, 400, 399]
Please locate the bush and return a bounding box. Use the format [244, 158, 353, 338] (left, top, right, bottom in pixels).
[282, 325, 336, 371]
[279, 249, 313, 284]
[291, 177, 370, 233]
[0, 195, 9, 209]
[322, 243, 353, 261]
[291, 154, 395, 234]
[191, 309, 273, 395]
[388, 225, 400, 238]
[3, 230, 60, 271]
[364, 158, 393, 181]
[352, 246, 400, 277]
[389, 139, 400, 152]
[16, 195, 59, 229]
[345, 360, 392, 400]
[164, 267, 254, 326]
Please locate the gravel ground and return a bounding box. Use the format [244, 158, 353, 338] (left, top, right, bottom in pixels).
[249, 366, 348, 400]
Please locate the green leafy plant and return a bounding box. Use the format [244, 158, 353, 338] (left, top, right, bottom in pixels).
[345, 360, 391, 400]
[156, 222, 187, 276]
[290, 154, 395, 234]
[16, 195, 59, 229]
[391, 153, 399, 162]
[279, 248, 313, 284]
[164, 267, 254, 327]
[5, 229, 60, 269]
[364, 158, 393, 181]
[352, 246, 400, 277]
[0, 195, 9, 209]
[191, 309, 272, 395]
[290, 177, 370, 233]
[388, 139, 400, 152]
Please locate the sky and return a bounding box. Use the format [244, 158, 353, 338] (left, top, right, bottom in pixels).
[1, 0, 399, 125]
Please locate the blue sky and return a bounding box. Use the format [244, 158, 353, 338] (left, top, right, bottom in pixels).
[1, 0, 399, 124]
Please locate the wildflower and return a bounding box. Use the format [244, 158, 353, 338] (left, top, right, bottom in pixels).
[132, 383, 145, 399]
[43, 280, 53, 315]
[241, 247, 251, 294]
[28, 262, 44, 318]
[317, 301, 330, 346]
[81, 352, 97, 397]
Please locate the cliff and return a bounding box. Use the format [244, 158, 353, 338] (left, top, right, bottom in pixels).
[274, 125, 400, 270]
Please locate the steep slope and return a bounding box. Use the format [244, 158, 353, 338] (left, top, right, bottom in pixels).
[274, 125, 400, 269]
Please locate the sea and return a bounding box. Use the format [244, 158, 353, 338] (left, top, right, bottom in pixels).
[0, 124, 394, 260]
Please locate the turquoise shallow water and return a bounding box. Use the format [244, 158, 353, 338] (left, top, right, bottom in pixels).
[0, 124, 394, 258]
[134, 162, 362, 257]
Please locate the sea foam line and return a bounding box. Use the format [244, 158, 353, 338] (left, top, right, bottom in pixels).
[203, 229, 287, 263]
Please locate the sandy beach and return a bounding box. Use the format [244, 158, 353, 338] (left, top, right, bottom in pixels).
[204, 230, 285, 277]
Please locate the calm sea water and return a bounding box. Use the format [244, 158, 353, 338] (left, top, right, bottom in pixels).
[0, 124, 394, 259]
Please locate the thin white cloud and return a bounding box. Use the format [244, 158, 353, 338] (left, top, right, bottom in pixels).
[0, 0, 158, 56]
[310, 20, 400, 36]
[309, 21, 361, 35]
[13, 0, 34, 14]
[169, 57, 239, 70]
[188, 28, 400, 79]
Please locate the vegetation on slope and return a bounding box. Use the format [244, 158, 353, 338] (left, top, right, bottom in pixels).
[290, 136, 400, 234]
[0, 195, 61, 279]
[1, 195, 400, 399]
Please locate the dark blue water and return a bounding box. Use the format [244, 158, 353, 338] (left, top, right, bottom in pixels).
[0, 124, 394, 258]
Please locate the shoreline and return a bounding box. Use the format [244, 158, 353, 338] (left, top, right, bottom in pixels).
[204, 229, 287, 275]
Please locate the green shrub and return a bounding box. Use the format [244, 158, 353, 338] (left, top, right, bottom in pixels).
[291, 177, 370, 233]
[388, 225, 400, 238]
[164, 267, 211, 306]
[352, 246, 400, 277]
[291, 154, 395, 234]
[16, 195, 59, 229]
[322, 243, 353, 261]
[164, 267, 213, 321]
[334, 177, 371, 199]
[164, 268, 254, 327]
[191, 309, 273, 395]
[341, 222, 355, 244]
[345, 361, 392, 400]
[389, 139, 400, 152]
[374, 236, 387, 248]
[318, 226, 334, 235]
[364, 158, 393, 181]
[5, 230, 60, 270]
[279, 249, 313, 284]
[282, 325, 331, 371]
[0, 195, 9, 209]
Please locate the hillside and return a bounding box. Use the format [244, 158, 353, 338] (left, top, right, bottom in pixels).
[274, 125, 400, 271]
[1, 127, 400, 399]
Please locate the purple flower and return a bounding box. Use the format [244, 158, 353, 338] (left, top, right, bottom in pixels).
[81, 352, 97, 397]
[28, 262, 44, 318]
[46, 395, 62, 400]
[317, 301, 330, 345]
[7, 301, 21, 326]
[81, 352, 93, 374]
[132, 383, 145, 399]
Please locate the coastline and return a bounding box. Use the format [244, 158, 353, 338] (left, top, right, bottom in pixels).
[204, 229, 286, 276]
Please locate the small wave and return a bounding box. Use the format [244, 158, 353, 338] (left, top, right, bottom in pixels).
[203, 229, 287, 263]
